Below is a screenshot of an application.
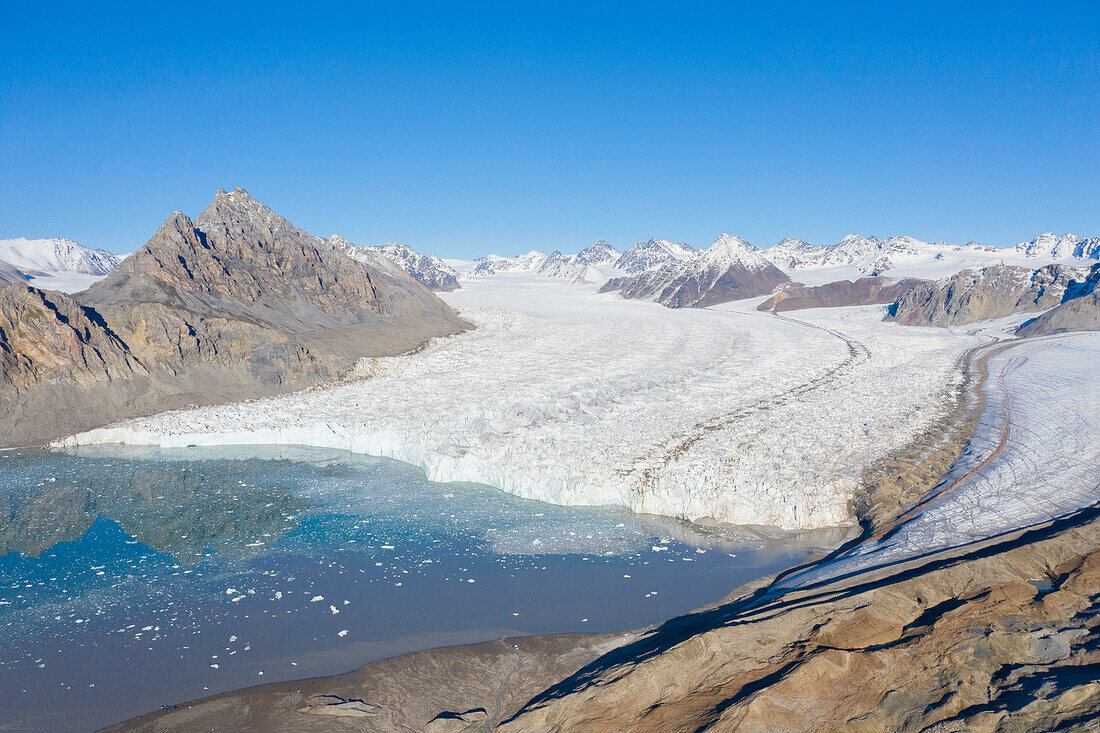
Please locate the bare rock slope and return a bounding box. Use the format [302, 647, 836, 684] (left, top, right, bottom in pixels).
[758, 276, 927, 313]
[0, 189, 467, 447]
[1017, 291, 1100, 337]
[888, 263, 1100, 327]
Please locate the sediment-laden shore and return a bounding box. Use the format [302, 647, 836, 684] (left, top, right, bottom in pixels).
[107, 332, 1100, 732]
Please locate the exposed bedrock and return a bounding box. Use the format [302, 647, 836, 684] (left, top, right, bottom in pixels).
[1017, 291, 1100, 336]
[758, 276, 927, 313]
[0, 188, 468, 447]
[887, 262, 1100, 327]
[498, 511, 1100, 733]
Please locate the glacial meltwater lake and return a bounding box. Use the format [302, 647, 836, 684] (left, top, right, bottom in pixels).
[0, 446, 816, 732]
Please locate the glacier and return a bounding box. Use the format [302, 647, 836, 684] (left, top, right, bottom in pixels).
[779, 331, 1100, 588]
[61, 273, 978, 530]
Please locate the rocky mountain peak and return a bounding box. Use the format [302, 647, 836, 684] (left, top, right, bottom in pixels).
[575, 240, 619, 266]
[710, 233, 754, 252]
[86, 190, 420, 331]
[613, 238, 694, 274]
[774, 237, 813, 249]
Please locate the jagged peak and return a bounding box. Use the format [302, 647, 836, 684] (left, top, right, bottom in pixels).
[158, 210, 196, 232]
[774, 236, 813, 247]
[836, 233, 882, 246]
[327, 234, 356, 247]
[711, 233, 755, 250]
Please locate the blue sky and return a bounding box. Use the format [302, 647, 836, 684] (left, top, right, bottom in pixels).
[1, 1, 1097, 258]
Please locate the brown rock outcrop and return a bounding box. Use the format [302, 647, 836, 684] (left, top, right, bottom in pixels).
[887, 263, 1099, 327]
[0, 189, 468, 447]
[497, 511, 1100, 732]
[1016, 291, 1100, 336]
[758, 276, 927, 313]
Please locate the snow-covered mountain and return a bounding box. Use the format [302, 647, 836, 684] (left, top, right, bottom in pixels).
[471, 250, 549, 277]
[1013, 232, 1100, 260]
[761, 237, 828, 270]
[612, 238, 695, 274]
[537, 251, 580, 279]
[601, 234, 790, 308]
[368, 241, 460, 291]
[533, 241, 624, 284]
[574, 239, 619, 267]
[761, 232, 1097, 286]
[0, 237, 122, 292]
[0, 237, 120, 276]
[467, 238, 696, 285]
[326, 236, 461, 291]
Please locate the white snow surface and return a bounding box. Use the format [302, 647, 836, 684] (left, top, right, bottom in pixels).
[0, 237, 120, 292]
[62, 274, 975, 530]
[781, 332, 1100, 589]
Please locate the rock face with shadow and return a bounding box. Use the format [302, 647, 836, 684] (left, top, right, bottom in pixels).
[496, 511, 1100, 732]
[0, 189, 468, 447]
[1017, 291, 1100, 336]
[887, 263, 1100, 327]
[758, 276, 928, 313]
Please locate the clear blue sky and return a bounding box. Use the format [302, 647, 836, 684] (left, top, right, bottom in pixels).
[2, 1, 1097, 258]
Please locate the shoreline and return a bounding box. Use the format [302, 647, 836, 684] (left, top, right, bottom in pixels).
[101, 332, 1008, 732]
[105, 331, 1100, 731]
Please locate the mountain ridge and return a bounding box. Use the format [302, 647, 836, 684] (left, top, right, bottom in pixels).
[0, 188, 468, 447]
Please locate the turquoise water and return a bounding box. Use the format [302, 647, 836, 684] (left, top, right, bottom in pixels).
[0, 446, 813, 732]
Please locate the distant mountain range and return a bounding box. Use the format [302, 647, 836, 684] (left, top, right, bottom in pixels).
[454, 231, 1100, 311]
[329, 238, 461, 292]
[8, 226, 1098, 302]
[5, 215, 1099, 341]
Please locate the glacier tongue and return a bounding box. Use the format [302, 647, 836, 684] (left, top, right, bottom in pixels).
[62, 275, 975, 530]
[779, 332, 1100, 589]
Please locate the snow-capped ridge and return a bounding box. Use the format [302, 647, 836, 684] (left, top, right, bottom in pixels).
[0, 237, 120, 277]
[471, 250, 549, 277]
[601, 235, 789, 308]
[574, 240, 619, 266]
[364, 240, 461, 291]
[612, 238, 695, 274]
[1014, 232, 1100, 260]
[702, 233, 775, 270]
[760, 230, 1100, 285]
